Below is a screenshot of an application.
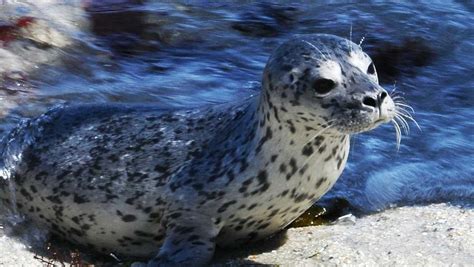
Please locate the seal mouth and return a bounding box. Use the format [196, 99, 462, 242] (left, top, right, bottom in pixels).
[370, 118, 388, 130]
[373, 118, 390, 126]
[333, 110, 394, 134]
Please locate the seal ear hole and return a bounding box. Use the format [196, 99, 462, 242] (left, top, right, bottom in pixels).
[367, 63, 376, 75]
[313, 78, 336, 95]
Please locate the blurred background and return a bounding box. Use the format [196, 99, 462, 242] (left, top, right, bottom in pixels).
[0, 0, 472, 216]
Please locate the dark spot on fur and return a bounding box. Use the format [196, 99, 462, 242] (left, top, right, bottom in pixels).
[302, 144, 314, 156]
[122, 215, 137, 222]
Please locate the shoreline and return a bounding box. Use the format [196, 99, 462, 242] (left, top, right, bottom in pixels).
[1, 203, 472, 266]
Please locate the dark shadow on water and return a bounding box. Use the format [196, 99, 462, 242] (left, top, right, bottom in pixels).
[231, 2, 299, 38]
[364, 37, 437, 84]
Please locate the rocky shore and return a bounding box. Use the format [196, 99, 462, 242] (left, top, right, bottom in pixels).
[1, 203, 472, 266]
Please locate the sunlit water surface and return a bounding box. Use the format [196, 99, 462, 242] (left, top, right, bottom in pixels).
[0, 1, 472, 217]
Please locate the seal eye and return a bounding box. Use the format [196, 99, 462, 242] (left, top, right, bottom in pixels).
[313, 78, 336, 95]
[367, 63, 376, 75]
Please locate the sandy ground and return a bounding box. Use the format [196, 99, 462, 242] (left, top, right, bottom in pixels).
[0, 230, 42, 267]
[0, 203, 472, 266]
[214, 203, 474, 266]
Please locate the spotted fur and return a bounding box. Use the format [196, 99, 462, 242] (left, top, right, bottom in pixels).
[0, 34, 395, 265]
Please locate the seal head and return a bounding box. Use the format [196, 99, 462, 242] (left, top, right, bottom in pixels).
[264, 34, 395, 134]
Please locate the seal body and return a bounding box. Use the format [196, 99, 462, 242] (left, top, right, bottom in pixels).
[0, 34, 396, 265]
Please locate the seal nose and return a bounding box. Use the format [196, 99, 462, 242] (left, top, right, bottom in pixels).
[379, 91, 388, 103]
[362, 91, 388, 109]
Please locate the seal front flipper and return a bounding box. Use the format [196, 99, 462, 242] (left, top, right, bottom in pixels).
[148, 212, 222, 266]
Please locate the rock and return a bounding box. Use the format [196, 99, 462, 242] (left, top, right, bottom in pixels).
[333, 213, 357, 225]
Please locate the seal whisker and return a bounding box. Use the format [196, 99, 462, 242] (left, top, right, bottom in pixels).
[395, 107, 416, 121]
[393, 99, 420, 132]
[396, 111, 421, 131]
[358, 35, 366, 47]
[301, 40, 328, 61]
[391, 95, 407, 102]
[389, 86, 405, 96]
[394, 108, 413, 119]
[390, 90, 406, 98]
[395, 108, 414, 121]
[394, 114, 410, 134]
[391, 119, 402, 149]
[390, 81, 398, 95]
[394, 102, 415, 113]
[394, 114, 409, 134]
[391, 92, 406, 97]
[394, 106, 414, 119]
[349, 24, 353, 53]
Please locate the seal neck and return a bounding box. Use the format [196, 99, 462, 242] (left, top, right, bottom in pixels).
[226, 91, 349, 190]
[250, 90, 346, 157]
[227, 92, 350, 205]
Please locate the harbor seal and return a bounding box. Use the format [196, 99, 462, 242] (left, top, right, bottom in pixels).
[0, 34, 400, 265]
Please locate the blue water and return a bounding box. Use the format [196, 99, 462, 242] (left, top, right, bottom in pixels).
[0, 1, 472, 213]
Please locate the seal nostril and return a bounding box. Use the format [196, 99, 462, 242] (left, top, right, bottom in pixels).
[380, 91, 388, 101]
[362, 96, 377, 108]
